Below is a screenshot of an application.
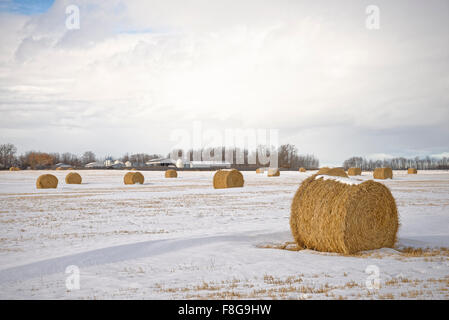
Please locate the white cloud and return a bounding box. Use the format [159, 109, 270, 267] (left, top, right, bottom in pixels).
[0, 0, 448, 163]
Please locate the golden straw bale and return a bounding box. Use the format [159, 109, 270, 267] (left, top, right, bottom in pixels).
[36, 174, 58, 189]
[317, 167, 330, 173]
[407, 168, 417, 174]
[299, 167, 306, 172]
[256, 168, 265, 174]
[213, 169, 244, 189]
[65, 172, 82, 184]
[68, 168, 74, 170]
[165, 169, 178, 178]
[56, 167, 64, 171]
[317, 167, 348, 178]
[373, 167, 393, 179]
[267, 168, 280, 177]
[124, 172, 144, 185]
[9, 167, 20, 171]
[290, 174, 399, 254]
[348, 167, 362, 176]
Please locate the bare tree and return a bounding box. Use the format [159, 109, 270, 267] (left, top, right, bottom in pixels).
[82, 151, 96, 164]
[0, 143, 17, 168]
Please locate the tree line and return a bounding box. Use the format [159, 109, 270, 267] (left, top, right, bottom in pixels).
[342, 156, 449, 170]
[169, 143, 320, 169]
[0, 143, 162, 169]
[1, 142, 319, 169]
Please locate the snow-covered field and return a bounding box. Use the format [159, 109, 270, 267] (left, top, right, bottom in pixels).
[0, 170, 448, 299]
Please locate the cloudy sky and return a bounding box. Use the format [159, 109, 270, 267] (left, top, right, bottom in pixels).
[0, 0, 448, 165]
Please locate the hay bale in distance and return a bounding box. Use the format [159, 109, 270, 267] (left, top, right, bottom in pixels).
[56, 167, 64, 171]
[267, 168, 280, 177]
[317, 167, 348, 178]
[373, 168, 393, 179]
[348, 167, 362, 176]
[165, 169, 178, 178]
[213, 169, 244, 189]
[407, 168, 417, 174]
[124, 172, 144, 185]
[36, 174, 58, 189]
[290, 174, 399, 254]
[65, 172, 82, 184]
[9, 167, 20, 171]
[256, 168, 265, 174]
[299, 167, 306, 172]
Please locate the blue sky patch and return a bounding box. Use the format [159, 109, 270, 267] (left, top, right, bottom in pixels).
[0, 0, 54, 15]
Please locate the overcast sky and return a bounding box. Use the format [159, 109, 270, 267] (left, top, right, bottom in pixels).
[0, 0, 448, 165]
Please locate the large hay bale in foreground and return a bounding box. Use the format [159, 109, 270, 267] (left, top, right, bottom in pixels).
[407, 168, 417, 174]
[124, 172, 144, 185]
[290, 175, 399, 254]
[256, 168, 265, 174]
[213, 169, 244, 189]
[267, 168, 280, 177]
[165, 169, 178, 178]
[299, 167, 306, 172]
[348, 167, 362, 176]
[373, 167, 393, 179]
[36, 174, 58, 189]
[65, 172, 82, 184]
[317, 167, 348, 178]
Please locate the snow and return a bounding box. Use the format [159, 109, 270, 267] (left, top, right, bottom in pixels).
[0, 170, 448, 299]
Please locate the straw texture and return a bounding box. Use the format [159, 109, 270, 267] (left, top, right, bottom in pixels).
[348, 168, 362, 176]
[267, 168, 280, 177]
[165, 169, 178, 178]
[290, 174, 399, 254]
[317, 167, 348, 178]
[124, 172, 144, 184]
[36, 174, 58, 189]
[373, 168, 393, 179]
[213, 169, 244, 189]
[65, 172, 82, 184]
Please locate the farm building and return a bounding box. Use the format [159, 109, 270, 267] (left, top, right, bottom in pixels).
[146, 158, 177, 167]
[55, 163, 71, 169]
[85, 162, 105, 168]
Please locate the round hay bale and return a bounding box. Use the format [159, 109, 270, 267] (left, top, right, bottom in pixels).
[267, 168, 280, 177]
[165, 169, 178, 178]
[68, 167, 74, 170]
[299, 167, 306, 172]
[290, 174, 399, 254]
[348, 167, 362, 176]
[373, 167, 393, 179]
[36, 174, 58, 189]
[56, 167, 64, 171]
[256, 168, 265, 174]
[124, 171, 144, 185]
[407, 168, 417, 174]
[65, 172, 82, 184]
[317, 167, 348, 178]
[213, 169, 244, 189]
[9, 167, 20, 171]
